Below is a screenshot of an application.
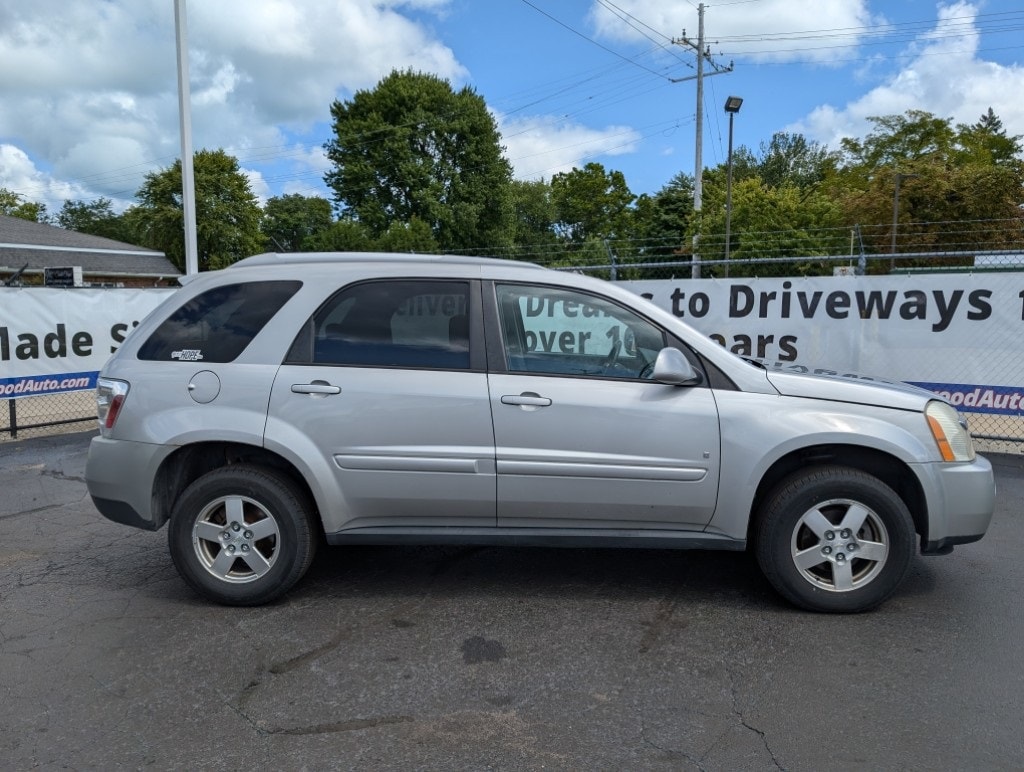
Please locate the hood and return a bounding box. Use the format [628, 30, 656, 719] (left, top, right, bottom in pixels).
[764, 368, 936, 412]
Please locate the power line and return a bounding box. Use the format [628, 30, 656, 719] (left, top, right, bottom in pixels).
[519, 0, 675, 80]
[594, 0, 674, 43]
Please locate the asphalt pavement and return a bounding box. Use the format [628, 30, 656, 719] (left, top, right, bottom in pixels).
[1, 430, 1022, 770]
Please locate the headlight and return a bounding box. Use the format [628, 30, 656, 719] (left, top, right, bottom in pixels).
[925, 400, 975, 462]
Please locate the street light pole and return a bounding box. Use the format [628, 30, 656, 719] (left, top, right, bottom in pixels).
[723, 96, 743, 277]
[174, 0, 198, 276]
[890, 172, 919, 271]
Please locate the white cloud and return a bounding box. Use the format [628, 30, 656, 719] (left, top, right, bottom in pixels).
[0, 0, 464, 211]
[793, 2, 1024, 148]
[497, 113, 643, 180]
[588, 0, 879, 64]
[241, 167, 271, 206]
[0, 144, 89, 211]
[188, 0, 466, 123]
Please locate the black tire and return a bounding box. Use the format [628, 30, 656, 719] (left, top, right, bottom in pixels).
[168, 464, 317, 606]
[754, 466, 915, 613]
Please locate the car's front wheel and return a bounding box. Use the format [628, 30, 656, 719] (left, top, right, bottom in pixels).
[168, 464, 317, 606]
[755, 466, 915, 613]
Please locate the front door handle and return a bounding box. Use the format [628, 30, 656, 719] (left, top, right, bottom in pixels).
[292, 382, 342, 395]
[501, 394, 552, 407]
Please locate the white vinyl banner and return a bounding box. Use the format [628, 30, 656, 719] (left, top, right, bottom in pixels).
[3, 275, 1024, 419]
[0, 288, 176, 398]
[622, 273, 1024, 416]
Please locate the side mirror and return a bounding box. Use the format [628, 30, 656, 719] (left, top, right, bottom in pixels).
[652, 347, 703, 386]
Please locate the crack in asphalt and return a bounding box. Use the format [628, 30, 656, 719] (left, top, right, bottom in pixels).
[226, 698, 264, 734]
[221, 551, 497, 742]
[1, 484, 91, 521]
[41, 468, 87, 484]
[0, 502, 70, 520]
[727, 669, 784, 770]
[266, 715, 415, 736]
[267, 626, 351, 675]
[227, 686, 413, 737]
[639, 714, 705, 770]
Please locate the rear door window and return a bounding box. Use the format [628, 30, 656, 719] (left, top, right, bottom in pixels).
[299, 280, 472, 370]
[138, 281, 301, 363]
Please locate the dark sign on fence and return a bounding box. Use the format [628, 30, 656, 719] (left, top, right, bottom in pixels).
[43, 266, 83, 287]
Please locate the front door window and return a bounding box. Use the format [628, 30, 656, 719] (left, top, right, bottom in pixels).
[495, 284, 664, 379]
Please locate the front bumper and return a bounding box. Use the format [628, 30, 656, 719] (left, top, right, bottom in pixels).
[913, 454, 995, 554]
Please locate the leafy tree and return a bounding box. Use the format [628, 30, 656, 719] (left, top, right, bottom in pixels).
[650, 172, 695, 231]
[297, 213, 438, 254]
[757, 133, 838, 189]
[132, 149, 265, 271]
[841, 110, 957, 169]
[835, 158, 1022, 256]
[627, 172, 695, 262]
[950, 106, 1024, 176]
[631, 134, 836, 270]
[723, 145, 760, 185]
[507, 179, 557, 257]
[374, 217, 439, 253]
[324, 69, 513, 251]
[0, 188, 47, 222]
[955, 108, 1023, 168]
[302, 219, 373, 252]
[262, 194, 333, 251]
[55, 198, 133, 241]
[832, 109, 1024, 258]
[550, 162, 635, 243]
[550, 236, 618, 271]
[698, 179, 845, 275]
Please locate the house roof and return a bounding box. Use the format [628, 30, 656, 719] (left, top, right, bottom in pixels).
[0, 214, 181, 277]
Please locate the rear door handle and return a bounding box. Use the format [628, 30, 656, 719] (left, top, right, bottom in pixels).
[292, 382, 342, 395]
[501, 394, 552, 407]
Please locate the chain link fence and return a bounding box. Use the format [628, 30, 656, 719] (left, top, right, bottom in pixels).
[504, 221, 1024, 455]
[462, 218, 1024, 279]
[5, 218, 1023, 452]
[1, 391, 96, 442]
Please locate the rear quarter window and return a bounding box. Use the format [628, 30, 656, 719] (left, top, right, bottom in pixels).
[137, 280, 301, 363]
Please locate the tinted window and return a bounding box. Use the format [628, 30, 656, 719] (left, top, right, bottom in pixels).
[309, 280, 471, 369]
[496, 284, 664, 379]
[138, 281, 300, 363]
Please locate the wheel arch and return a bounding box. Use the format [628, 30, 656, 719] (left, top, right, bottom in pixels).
[746, 444, 927, 545]
[150, 441, 318, 532]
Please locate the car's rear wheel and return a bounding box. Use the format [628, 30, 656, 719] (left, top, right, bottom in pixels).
[755, 466, 915, 613]
[168, 464, 317, 606]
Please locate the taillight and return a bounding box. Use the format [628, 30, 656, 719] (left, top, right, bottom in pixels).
[96, 378, 130, 436]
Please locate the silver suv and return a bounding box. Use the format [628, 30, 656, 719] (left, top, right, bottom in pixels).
[85, 253, 995, 612]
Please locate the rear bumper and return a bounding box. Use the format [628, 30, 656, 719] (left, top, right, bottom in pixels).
[86, 436, 174, 530]
[90, 495, 160, 531]
[921, 533, 984, 555]
[913, 454, 995, 553]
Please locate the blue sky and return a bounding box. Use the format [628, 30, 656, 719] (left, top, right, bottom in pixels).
[1, 0, 1022, 215]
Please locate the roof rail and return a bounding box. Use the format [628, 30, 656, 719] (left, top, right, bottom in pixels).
[229, 251, 543, 270]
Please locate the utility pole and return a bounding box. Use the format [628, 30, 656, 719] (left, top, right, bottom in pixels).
[672, 3, 732, 278]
